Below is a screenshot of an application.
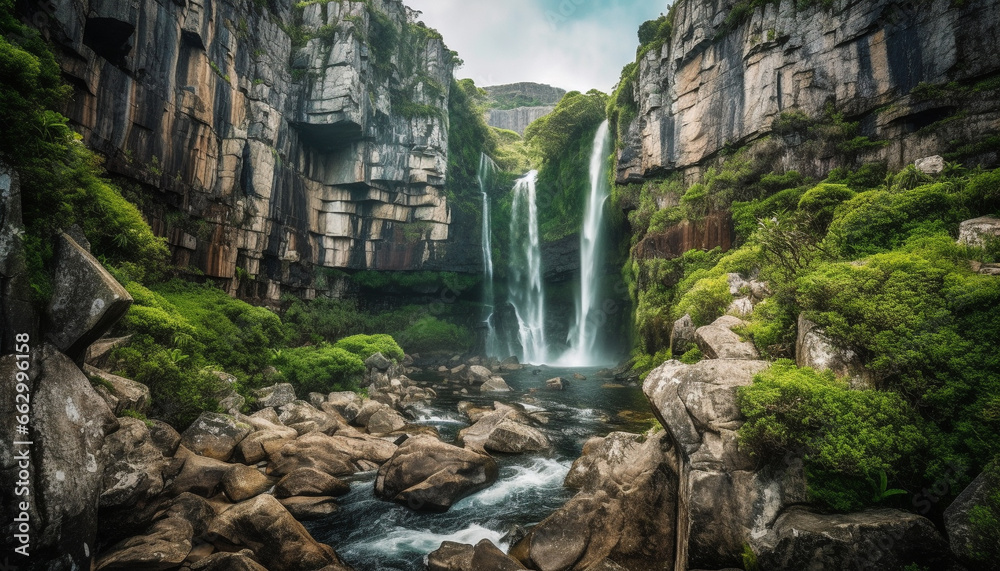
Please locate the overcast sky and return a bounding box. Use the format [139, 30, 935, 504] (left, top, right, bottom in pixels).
[405, 0, 669, 94]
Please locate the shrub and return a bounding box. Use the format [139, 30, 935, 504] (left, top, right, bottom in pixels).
[797, 183, 855, 234]
[675, 273, 732, 326]
[333, 334, 404, 361]
[731, 186, 807, 242]
[964, 169, 1000, 215]
[737, 360, 928, 512]
[274, 345, 365, 395]
[396, 317, 472, 354]
[826, 162, 888, 192]
[965, 458, 1000, 565]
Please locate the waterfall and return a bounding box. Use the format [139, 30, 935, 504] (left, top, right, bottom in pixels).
[478, 153, 502, 357]
[508, 170, 547, 364]
[560, 120, 612, 366]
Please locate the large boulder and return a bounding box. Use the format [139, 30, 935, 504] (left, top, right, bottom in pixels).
[944, 461, 1000, 570]
[267, 431, 396, 477]
[467, 365, 493, 383]
[366, 407, 407, 434]
[235, 429, 296, 464]
[457, 402, 550, 454]
[208, 494, 352, 570]
[179, 412, 253, 461]
[324, 391, 363, 423]
[694, 316, 759, 360]
[511, 431, 678, 570]
[85, 365, 151, 415]
[365, 351, 394, 370]
[796, 314, 872, 389]
[0, 163, 35, 354]
[959, 216, 1000, 247]
[643, 359, 807, 569]
[481, 376, 513, 392]
[221, 464, 273, 502]
[374, 435, 498, 512]
[167, 446, 233, 497]
[252, 383, 298, 409]
[275, 467, 351, 498]
[278, 400, 342, 435]
[278, 495, 340, 520]
[96, 493, 213, 570]
[427, 541, 475, 571]
[754, 507, 956, 570]
[670, 314, 697, 355]
[190, 550, 267, 571]
[4, 346, 120, 568]
[100, 417, 171, 509]
[46, 233, 133, 361]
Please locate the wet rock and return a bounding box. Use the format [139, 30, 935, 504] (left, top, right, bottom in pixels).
[694, 316, 759, 360]
[208, 495, 350, 570]
[458, 402, 550, 454]
[367, 408, 408, 434]
[275, 467, 350, 498]
[959, 216, 1000, 248]
[180, 412, 253, 461]
[481, 376, 513, 392]
[221, 464, 273, 502]
[96, 493, 212, 570]
[511, 431, 678, 570]
[427, 541, 475, 571]
[374, 435, 498, 512]
[279, 495, 340, 520]
[546, 377, 567, 390]
[572, 373, 587, 380]
[670, 314, 697, 355]
[46, 233, 133, 361]
[471, 539, 527, 570]
[644, 359, 807, 569]
[252, 383, 298, 409]
[755, 507, 955, 570]
[467, 365, 493, 383]
[944, 461, 1000, 570]
[796, 314, 872, 388]
[450, 364, 467, 375]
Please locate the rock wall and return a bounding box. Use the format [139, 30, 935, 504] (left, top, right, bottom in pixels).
[617, 0, 1000, 183]
[34, 0, 463, 301]
[486, 106, 556, 135]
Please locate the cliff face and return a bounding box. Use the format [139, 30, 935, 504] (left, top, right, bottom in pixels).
[40, 0, 461, 301]
[486, 106, 556, 135]
[483, 82, 567, 135]
[617, 0, 1000, 183]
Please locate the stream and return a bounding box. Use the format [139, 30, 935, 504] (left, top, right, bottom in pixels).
[305, 365, 653, 571]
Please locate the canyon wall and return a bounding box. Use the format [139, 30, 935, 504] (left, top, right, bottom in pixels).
[617, 0, 1000, 183]
[37, 0, 465, 301]
[486, 106, 556, 136]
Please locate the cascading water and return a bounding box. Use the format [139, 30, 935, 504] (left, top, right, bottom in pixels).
[508, 170, 548, 364]
[559, 120, 613, 366]
[478, 153, 502, 357]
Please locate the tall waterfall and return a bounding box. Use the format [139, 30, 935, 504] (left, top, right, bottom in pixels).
[478, 153, 502, 357]
[508, 170, 547, 364]
[560, 120, 612, 366]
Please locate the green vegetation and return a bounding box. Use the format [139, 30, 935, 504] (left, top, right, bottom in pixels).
[397, 316, 472, 354]
[525, 89, 609, 240]
[965, 459, 1000, 565]
[333, 334, 404, 361]
[273, 345, 365, 395]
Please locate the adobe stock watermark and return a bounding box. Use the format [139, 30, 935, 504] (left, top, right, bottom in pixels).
[545, 0, 591, 30]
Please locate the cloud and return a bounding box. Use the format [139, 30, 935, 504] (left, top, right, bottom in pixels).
[405, 0, 666, 93]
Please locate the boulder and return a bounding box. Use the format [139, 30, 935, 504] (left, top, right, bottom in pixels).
[572, 373, 587, 381]
[308, 392, 328, 407]
[235, 429, 295, 464]
[915, 154, 945, 175]
[190, 550, 268, 571]
[471, 539, 527, 570]
[84, 335, 131, 370]
[458, 403, 550, 454]
[481, 376, 513, 392]
[694, 316, 759, 360]
[450, 364, 467, 375]
[278, 495, 340, 520]
[754, 507, 955, 570]
[275, 467, 351, 498]
[221, 464, 273, 502]
[727, 297, 754, 317]
[278, 400, 341, 435]
[180, 412, 253, 461]
[208, 495, 350, 570]
[796, 314, 872, 388]
[670, 314, 697, 355]
[427, 541, 475, 571]
[85, 365, 151, 415]
[252, 383, 298, 409]
[546, 377, 567, 390]
[148, 419, 182, 455]
[96, 493, 213, 570]
[644, 359, 807, 569]
[511, 431, 678, 570]
[959, 216, 1000, 248]
[355, 399, 391, 427]
[219, 391, 247, 416]
[168, 447, 233, 497]
[365, 352, 394, 370]
[944, 461, 1000, 570]
[100, 417, 170, 508]
[374, 436, 498, 512]
[467, 365, 493, 382]
[267, 431, 396, 477]
[46, 233, 133, 361]
[367, 408, 408, 434]
[324, 391, 363, 422]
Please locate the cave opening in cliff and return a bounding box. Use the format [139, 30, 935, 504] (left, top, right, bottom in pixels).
[83, 17, 135, 67]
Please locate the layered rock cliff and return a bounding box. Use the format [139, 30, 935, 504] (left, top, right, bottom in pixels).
[483, 82, 566, 135]
[37, 0, 462, 301]
[616, 0, 1000, 183]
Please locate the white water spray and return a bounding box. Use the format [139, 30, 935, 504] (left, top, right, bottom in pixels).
[478, 153, 502, 357]
[560, 120, 612, 366]
[508, 170, 547, 364]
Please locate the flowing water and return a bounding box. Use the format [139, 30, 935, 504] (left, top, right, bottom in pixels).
[559, 121, 613, 367]
[507, 171, 548, 364]
[306, 366, 654, 571]
[478, 154, 502, 358]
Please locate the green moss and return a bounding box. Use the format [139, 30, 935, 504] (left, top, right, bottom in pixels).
[333, 334, 404, 361]
[274, 345, 365, 395]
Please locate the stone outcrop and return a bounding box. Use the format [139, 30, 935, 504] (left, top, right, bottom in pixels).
[944, 462, 1000, 570]
[374, 435, 498, 512]
[694, 315, 760, 360]
[487, 107, 557, 136]
[754, 507, 957, 570]
[959, 216, 1000, 248]
[796, 314, 872, 388]
[37, 0, 468, 301]
[511, 431, 679, 570]
[617, 0, 1000, 184]
[86, 365, 152, 415]
[644, 359, 808, 570]
[457, 402, 551, 454]
[179, 412, 253, 461]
